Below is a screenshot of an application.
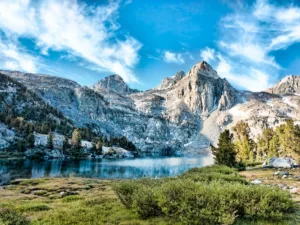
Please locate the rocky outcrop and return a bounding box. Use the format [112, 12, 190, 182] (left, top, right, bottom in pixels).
[266, 75, 300, 95]
[92, 74, 139, 95]
[164, 62, 237, 118]
[102, 146, 134, 158]
[156, 71, 185, 90]
[0, 123, 15, 150]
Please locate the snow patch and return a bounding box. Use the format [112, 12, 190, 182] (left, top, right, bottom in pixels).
[229, 105, 249, 118]
[283, 97, 298, 108]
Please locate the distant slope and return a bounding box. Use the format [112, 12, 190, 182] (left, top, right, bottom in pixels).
[266, 75, 300, 95]
[0, 72, 74, 135]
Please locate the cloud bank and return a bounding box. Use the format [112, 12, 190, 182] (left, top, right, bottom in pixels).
[163, 51, 185, 64]
[0, 0, 141, 83]
[200, 0, 300, 91]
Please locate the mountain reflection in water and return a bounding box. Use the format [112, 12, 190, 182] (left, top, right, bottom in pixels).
[0, 155, 214, 185]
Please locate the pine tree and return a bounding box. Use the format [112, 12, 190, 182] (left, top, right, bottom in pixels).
[71, 129, 81, 149]
[211, 129, 236, 167]
[233, 121, 255, 161]
[269, 133, 280, 158]
[62, 136, 69, 153]
[276, 119, 300, 159]
[257, 128, 274, 160]
[47, 132, 53, 149]
[26, 133, 35, 148]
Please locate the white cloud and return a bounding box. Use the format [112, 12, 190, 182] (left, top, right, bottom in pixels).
[0, 0, 141, 83]
[200, 47, 215, 63]
[0, 39, 38, 73]
[163, 51, 185, 64]
[200, 0, 300, 91]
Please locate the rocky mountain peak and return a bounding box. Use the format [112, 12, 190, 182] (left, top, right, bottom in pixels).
[156, 71, 186, 90]
[187, 61, 219, 79]
[174, 71, 185, 80]
[266, 75, 300, 95]
[92, 74, 139, 95]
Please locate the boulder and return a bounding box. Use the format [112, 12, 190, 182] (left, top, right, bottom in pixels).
[102, 146, 134, 159]
[60, 191, 78, 198]
[251, 179, 262, 184]
[267, 157, 294, 168]
[290, 188, 300, 194]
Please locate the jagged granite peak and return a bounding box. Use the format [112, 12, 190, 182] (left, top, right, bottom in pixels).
[92, 74, 139, 95]
[187, 61, 219, 79]
[163, 62, 236, 117]
[174, 70, 185, 80]
[156, 70, 186, 90]
[266, 75, 300, 95]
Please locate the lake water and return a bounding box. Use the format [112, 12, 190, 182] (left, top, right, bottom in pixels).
[0, 155, 214, 185]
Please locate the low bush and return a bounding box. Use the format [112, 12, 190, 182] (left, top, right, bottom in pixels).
[180, 165, 247, 184]
[61, 195, 83, 203]
[113, 180, 141, 209]
[114, 165, 296, 225]
[132, 185, 162, 219]
[0, 208, 29, 225]
[18, 203, 50, 212]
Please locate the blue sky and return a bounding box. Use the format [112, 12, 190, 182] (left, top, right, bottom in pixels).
[0, 0, 300, 91]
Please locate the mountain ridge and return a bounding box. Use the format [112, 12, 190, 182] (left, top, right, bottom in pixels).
[1, 61, 299, 154]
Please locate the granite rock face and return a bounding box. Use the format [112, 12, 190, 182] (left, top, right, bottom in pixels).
[2, 62, 300, 154]
[266, 75, 300, 95]
[0, 123, 15, 150]
[92, 74, 140, 95]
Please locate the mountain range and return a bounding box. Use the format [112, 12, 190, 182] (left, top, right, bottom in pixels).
[0, 61, 299, 154]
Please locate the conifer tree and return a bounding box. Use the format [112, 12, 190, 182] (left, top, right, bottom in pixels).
[26, 133, 35, 148]
[211, 129, 236, 167]
[47, 132, 53, 149]
[257, 128, 274, 160]
[269, 133, 280, 158]
[71, 129, 81, 149]
[233, 121, 255, 161]
[276, 119, 300, 158]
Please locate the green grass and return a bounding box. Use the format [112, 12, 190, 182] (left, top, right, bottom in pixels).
[0, 166, 299, 225]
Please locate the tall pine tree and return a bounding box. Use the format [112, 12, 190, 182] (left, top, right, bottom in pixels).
[233, 121, 255, 161]
[211, 129, 236, 167]
[72, 129, 81, 149]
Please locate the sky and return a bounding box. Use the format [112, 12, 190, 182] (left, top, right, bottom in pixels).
[0, 0, 300, 92]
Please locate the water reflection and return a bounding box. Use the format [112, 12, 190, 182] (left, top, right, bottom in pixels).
[0, 155, 214, 185]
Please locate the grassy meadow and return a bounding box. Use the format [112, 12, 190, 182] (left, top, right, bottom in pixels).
[0, 166, 300, 225]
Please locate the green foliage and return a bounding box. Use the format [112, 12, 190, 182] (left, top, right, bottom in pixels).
[61, 195, 83, 203]
[180, 165, 247, 183]
[132, 185, 162, 219]
[257, 128, 275, 160]
[15, 140, 27, 152]
[233, 121, 255, 162]
[114, 165, 296, 225]
[113, 180, 140, 209]
[276, 119, 300, 159]
[71, 129, 81, 148]
[211, 129, 236, 167]
[18, 203, 50, 212]
[26, 133, 35, 148]
[109, 136, 137, 152]
[0, 208, 29, 225]
[256, 119, 300, 161]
